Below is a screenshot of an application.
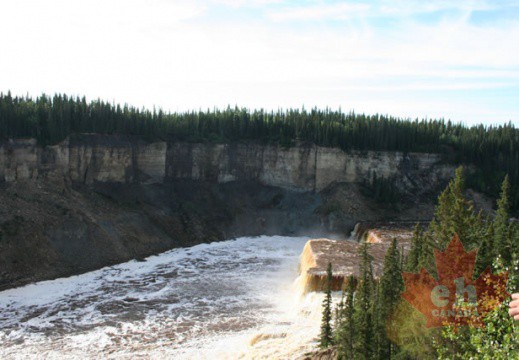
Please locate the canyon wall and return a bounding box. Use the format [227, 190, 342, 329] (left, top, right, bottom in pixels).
[0, 135, 458, 289]
[0, 135, 455, 191]
[0, 135, 166, 185]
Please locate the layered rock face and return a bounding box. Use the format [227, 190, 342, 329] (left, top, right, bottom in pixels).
[166, 142, 454, 192]
[0, 135, 166, 185]
[0, 139, 40, 182]
[0, 135, 452, 289]
[0, 135, 455, 191]
[298, 238, 411, 293]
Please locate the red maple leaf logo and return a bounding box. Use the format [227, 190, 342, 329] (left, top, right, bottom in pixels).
[401, 233, 509, 328]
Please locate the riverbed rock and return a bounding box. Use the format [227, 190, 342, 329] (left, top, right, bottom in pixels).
[299, 238, 411, 293]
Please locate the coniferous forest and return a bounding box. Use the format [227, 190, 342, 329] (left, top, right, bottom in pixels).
[2, 93, 518, 358]
[0, 92, 518, 211]
[321, 168, 518, 359]
[3, 0, 518, 358]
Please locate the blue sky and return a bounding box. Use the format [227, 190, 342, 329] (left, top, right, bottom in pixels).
[1, 0, 518, 126]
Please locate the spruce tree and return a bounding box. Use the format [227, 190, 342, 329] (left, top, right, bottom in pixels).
[441, 168, 478, 246]
[428, 179, 455, 248]
[475, 219, 494, 274]
[495, 175, 512, 264]
[425, 166, 479, 274]
[353, 242, 374, 359]
[337, 276, 356, 360]
[371, 281, 384, 359]
[378, 238, 404, 359]
[320, 262, 334, 348]
[406, 223, 424, 272]
[334, 293, 345, 332]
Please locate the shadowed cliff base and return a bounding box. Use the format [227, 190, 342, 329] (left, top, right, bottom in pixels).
[0, 176, 442, 291]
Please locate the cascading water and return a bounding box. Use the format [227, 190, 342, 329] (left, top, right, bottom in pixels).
[0, 235, 330, 359]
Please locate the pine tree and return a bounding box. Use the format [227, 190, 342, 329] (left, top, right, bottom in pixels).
[428, 179, 455, 248]
[378, 238, 404, 359]
[406, 223, 424, 272]
[425, 166, 479, 275]
[334, 293, 345, 332]
[372, 281, 384, 359]
[337, 276, 356, 360]
[429, 167, 478, 248]
[416, 231, 437, 277]
[353, 242, 374, 359]
[320, 262, 334, 348]
[495, 175, 512, 264]
[475, 219, 494, 274]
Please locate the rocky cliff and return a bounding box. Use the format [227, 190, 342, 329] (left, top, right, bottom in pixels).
[0, 135, 454, 192]
[0, 135, 166, 185]
[166, 142, 454, 192]
[0, 135, 457, 289]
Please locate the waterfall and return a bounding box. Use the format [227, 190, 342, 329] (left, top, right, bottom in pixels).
[0, 235, 335, 360]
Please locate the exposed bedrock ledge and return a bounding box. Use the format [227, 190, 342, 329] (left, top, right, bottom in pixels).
[165, 142, 455, 192]
[298, 238, 411, 293]
[0, 135, 456, 193]
[0, 135, 167, 185]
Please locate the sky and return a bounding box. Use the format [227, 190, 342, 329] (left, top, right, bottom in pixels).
[1, 0, 518, 126]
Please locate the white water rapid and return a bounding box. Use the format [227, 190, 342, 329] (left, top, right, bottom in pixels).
[0, 236, 329, 359]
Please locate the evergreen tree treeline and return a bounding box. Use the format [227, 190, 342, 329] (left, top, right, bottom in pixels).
[0, 92, 518, 209]
[328, 170, 518, 359]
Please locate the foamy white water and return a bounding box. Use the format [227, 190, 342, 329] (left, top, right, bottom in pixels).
[0, 236, 327, 359]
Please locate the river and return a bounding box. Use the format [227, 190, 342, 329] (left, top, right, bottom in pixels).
[0, 235, 327, 359]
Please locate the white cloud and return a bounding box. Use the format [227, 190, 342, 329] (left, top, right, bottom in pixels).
[377, 0, 494, 16]
[268, 3, 370, 21]
[0, 0, 517, 125]
[267, 0, 498, 22]
[211, 0, 283, 8]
